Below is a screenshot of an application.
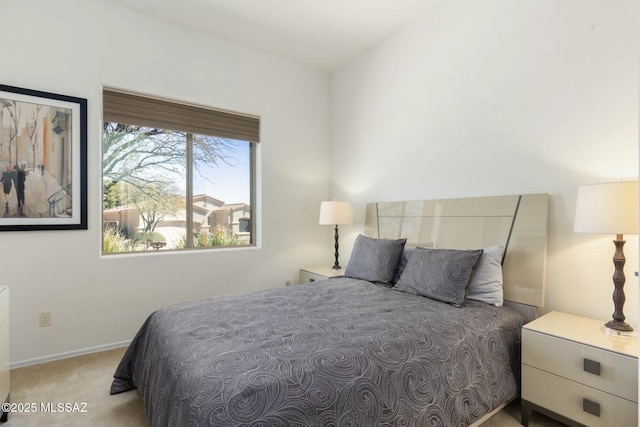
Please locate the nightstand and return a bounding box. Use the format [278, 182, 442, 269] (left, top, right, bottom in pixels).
[299, 266, 344, 283]
[521, 311, 638, 427]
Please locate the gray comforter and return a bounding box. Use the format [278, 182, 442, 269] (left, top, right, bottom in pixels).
[111, 278, 526, 426]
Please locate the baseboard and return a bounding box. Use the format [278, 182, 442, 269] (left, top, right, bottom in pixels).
[11, 340, 131, 369]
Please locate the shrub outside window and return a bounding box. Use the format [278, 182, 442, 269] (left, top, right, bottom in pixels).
[102, 89, 258, 254]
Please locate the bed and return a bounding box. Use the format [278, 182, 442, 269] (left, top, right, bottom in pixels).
[111, 193, 549, 426]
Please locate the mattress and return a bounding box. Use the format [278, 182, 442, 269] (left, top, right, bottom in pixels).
[111, 278, 526, 426]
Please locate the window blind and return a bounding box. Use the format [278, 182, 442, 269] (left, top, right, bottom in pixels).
[103, 88, 260, 143]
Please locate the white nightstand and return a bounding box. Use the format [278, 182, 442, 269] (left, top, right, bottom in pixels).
[299, 266, 344, 284]
[521, 311, 638, 427]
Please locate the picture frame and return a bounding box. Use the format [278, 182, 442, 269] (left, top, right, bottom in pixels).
[0, 84, 87, 231]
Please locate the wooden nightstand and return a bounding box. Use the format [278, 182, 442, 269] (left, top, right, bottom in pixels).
[521, 311, 638, 427]
[299, 266, 344, 284]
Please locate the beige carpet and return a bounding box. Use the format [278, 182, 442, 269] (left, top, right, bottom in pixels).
[2, 347, 566, 426]
[3, 348, 147, 427]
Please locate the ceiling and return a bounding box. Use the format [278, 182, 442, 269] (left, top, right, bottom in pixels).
[105, 0, 437, 71]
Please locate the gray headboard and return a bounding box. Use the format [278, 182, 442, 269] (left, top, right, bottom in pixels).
[363, 193, 549, 312]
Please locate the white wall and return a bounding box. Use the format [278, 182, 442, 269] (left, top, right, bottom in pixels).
[331, 0, 639, 326]
[1, 0, 331, 365]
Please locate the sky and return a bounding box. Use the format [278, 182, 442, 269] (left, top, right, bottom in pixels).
[192, 139, 251, 205]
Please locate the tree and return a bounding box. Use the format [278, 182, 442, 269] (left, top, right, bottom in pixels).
[26, 105, 42, 171]
[0, 100, 20, 167]
[103, 179, 128, 209]
[102, 123, 237, 196]
[129, 182, 183, 232]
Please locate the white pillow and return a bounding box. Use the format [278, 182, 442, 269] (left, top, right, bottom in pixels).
[466, 245, 505, 306]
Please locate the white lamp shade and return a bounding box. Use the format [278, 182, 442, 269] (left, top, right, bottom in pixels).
[574, 181, 638, 234]
[319, 201, 353, 225]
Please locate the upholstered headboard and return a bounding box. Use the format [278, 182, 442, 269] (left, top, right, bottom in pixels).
[363, 194, 549, 316]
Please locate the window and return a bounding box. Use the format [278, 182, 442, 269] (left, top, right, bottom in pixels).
[102, 88, 259, 254]
[238, 217, 251, 233]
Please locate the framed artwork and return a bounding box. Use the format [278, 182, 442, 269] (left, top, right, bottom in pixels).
[0, 84, 87, 231]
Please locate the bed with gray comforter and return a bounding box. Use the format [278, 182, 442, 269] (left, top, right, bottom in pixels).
[111, 278, 526, 426]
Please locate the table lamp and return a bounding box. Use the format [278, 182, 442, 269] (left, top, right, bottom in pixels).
[574, 181, 638, 334]
[319, 201, 353, 270]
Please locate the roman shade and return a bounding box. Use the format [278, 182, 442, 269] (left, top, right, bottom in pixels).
[103, 88, 260, 143]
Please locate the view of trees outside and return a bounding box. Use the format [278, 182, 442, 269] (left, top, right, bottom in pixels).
[102, 122, 252, 253]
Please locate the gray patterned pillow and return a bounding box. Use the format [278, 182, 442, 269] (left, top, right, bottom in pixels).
[392, 246, 417, 284]
[395, 247, 483, 307]
[344, 235, 406, 284]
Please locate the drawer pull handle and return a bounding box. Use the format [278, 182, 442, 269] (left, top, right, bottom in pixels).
[583, 358, 601, 376]
[583, 398, 600, 417]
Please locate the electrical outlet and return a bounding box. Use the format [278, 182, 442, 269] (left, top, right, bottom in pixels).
[285, 279, 291, 286]
[39, 311, 52, 327]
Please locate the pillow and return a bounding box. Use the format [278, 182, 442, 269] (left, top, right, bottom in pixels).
[344, 235, 407, 284]
[466, 245, 505, 306]
[395, 247, 483, 307]
[393, 246, 417, 284]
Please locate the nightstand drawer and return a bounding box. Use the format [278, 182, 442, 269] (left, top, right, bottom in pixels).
[522, 365, 638, 427]
[523, 329, 638, 402]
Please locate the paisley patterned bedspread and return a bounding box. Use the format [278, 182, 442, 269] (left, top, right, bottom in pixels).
[111, 278, 526, 426]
